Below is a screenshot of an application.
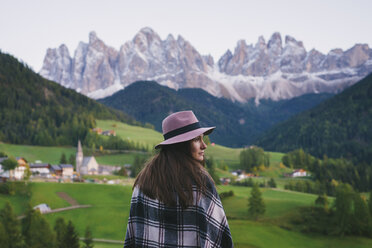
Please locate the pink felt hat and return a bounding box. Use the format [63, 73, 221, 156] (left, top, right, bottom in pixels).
[155, 111, 215, 149]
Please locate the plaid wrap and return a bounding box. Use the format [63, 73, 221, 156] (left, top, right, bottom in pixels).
[124, 179, 233, 248]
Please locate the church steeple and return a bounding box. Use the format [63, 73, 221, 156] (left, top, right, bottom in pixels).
[76, 140, 83, 175]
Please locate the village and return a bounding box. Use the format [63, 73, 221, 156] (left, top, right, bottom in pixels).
[0, 139, 310, 185]
[0, 140, 122, 183]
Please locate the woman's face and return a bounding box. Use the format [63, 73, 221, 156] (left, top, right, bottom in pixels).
[190, 134, 207, 162]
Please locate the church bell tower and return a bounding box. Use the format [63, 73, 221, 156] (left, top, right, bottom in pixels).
[76, 140, 83, 175]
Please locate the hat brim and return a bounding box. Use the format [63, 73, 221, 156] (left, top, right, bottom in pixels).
[155, 127, 215, 149]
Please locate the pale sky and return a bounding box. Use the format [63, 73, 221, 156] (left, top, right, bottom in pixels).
[0, 0, 371, 72]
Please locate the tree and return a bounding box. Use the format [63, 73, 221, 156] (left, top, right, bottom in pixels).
[0, 222, 9, 248]
[0, 202, 24, 248]
[23, 164, 32, 181]
[83, 226, 94, 248]
[22, 205, 56, 248]
[205, 156, 220, 185]
[240, 147, 269, 172]
[2, 157, 18, 179]
[69, 154, 76, 168]
[315, 194, 329, 210]
[267, 178, 276, 188]
[54, 217, 66, 248]
[115, 166, 128, 177]
[352, 193, 372, 236]
[63, 220, 80, 248]
[333, 184, 354, 236]
[248, 183, 265, 220]
[369, 191, 372, 217]
[0, 151, 7, 157]
[60, 153, 67, 164]
[130, 155, 146, 178]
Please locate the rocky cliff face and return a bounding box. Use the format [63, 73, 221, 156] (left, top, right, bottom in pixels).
[40, 27, 372, 103]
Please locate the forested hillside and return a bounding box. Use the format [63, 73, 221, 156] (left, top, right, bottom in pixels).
[255, 73, 372, 164]
[99, 81, 332, 147]
[0, 51, 139, 146]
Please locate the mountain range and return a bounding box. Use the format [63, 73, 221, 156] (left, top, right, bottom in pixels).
[40, 27, 372, 103]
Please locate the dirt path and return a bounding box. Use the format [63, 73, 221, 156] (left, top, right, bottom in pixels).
[56, 192, 79, 206]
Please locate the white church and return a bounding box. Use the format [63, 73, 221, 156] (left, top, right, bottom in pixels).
[76, 140, 99, 175]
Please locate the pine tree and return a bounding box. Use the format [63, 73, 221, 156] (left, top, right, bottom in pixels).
[334, 184, 353, 236]
[2, 157, 18, 179]
[369, 191, 372, 217]
[83, 226, 94, 248]
[248, 183, 265, 220]
[268, 178, 277, 188]
[0, 202, 24, 248]
[131, 155, 145, 178]
[69, 154, 76, 168]
[22, 205, 56, 248]
[63, 220, 80, 248]
[0, 222, 9, 248]
[54, 217, 67, 248]
[352, 193, 372, 236]
[315, 194, 329, 210]
[205, 157, 220, 185]
[60, 153, 67, 164]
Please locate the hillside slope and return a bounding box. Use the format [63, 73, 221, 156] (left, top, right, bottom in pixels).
[99, 81, 333, 147]
[255, 73, 372, 163]
[0, 51, 138, 146]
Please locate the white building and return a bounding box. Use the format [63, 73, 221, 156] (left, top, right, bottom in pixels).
[76, 140, 99, 175]
[60, 164, 74, 178]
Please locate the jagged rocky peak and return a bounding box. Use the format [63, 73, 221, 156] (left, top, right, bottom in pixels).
[268, 32, 282, 56]
[89, 31, 98, 43]
[344, 44, 370, 67]
[176, 35, 186, 46]
[218, 49, 233, 72]
[133, 27, 162, 52]
[304, 49, 326, 72]
[284, 35, 304, 48]
[255, 36, 266, 50]
[203, 55, 214, 67]
[40, 44, 72, 87]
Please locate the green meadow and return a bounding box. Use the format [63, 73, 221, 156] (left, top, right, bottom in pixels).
[0, 142, 76, 164]
[1, 182, 372, 248]
[1, 120, 371, 247]
[96, 119, 163, 149]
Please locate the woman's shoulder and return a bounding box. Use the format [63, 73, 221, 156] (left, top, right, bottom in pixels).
[203, 173, 218, 197]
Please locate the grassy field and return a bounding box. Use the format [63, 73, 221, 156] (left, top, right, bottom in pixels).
[95, 152, 150, 166]
[1, 182, 371, 248]
[0, 142, 76, 164]
[96, 119, 163, 150]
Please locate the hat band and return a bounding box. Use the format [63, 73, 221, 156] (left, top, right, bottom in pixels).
[163, 122, 201, 140]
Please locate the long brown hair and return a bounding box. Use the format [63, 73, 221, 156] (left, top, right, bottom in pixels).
[133, 141, 213, 209]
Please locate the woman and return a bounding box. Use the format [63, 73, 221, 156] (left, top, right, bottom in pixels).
[124, 111, 233, 247]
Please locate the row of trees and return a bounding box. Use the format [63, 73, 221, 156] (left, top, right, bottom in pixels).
[282, 149, 372, 192]
[84, 133, 149, 153]
[294, 184, 372, 237]
[239, 146, 270, 172]
[0, 202, 93, 248]
[233, 177, 277, 188]
[284, 179, 339, 196]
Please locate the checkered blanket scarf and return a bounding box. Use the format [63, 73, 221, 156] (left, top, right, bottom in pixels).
[124, 180, 233, 248]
